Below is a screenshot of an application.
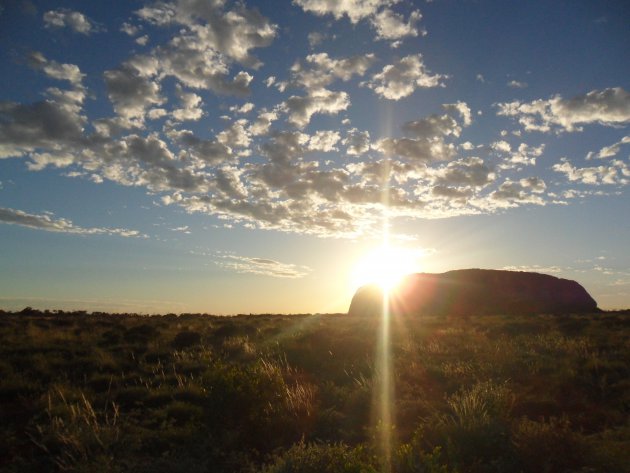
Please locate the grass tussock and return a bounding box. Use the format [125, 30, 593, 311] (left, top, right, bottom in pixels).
[0, 309, 628, 472]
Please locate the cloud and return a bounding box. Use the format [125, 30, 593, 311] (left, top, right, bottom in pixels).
[495, 143, 545, 169]
[371, 8, 424, 41]
[497, 87, 630, 133]
[168, 128, 234, 166]
[586, 135, 630, 160]
[502, 265, 563, 274]
[343, 128, 371, 156]
[553, 158, 629, 185]
[285, 88, 350, 128]
[293, 0, 394, 24]
[490, 177, 547, 206]
[135, 35, 150, 46]
[307, 130, 341, 152]
[0, 207, 143, 237]
[430, 157, 495, 188]
[120, 21, 141, 36]
[374, 102, 470, 163]
[217, 119, 251, 149]
[85, 134, 211, 192]
[0, 98, 86, 159]
[43, 8, 104, 35]
[365, 54, 447, 100]
[292, 52, 376, 90]
[170, 225, 191, 233]
[171, 85, 204, 121]
[104, 64, 164, 124]
[307, 31, 326, 48]
[28, 52, 85, 87]
[507, 80, 527, 89]
[136, 0, 277, 68]
[230, 102, 255, 114]
[215, 253, 311, 278]
[248, 109, 279, 136]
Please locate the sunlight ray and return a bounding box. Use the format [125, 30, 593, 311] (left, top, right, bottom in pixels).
[375, 107, 394, 471]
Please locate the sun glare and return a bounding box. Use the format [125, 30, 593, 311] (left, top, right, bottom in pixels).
[352, 246, 421, 291]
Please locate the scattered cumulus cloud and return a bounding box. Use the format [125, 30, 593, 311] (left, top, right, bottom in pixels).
[586, 135, 630, 160]
[497, 87, 630, 133]
[5, 0, 627, 240]
[553, 158, 629, 186]
[43, 8, 104, 35]
[293, 0, 395, 24]
[507, 80, 527, 89]
[370, 8, 424, 41]
[365, 54, 447, 100]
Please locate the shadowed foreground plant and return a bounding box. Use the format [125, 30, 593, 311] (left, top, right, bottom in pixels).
[31, 388, 122, 472]
[419, 380, 516, 472]
[260, 442, 378, 473]
[511, 417, 588, 473]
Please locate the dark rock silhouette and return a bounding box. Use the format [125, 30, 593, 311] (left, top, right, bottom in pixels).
[348, 269, 598, 316]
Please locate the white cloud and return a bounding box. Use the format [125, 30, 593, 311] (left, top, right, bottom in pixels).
[217, 119, 251, 149]
[135, 35, 150, 46]
[553, 158, 629, 186]
[307, 130, 341, 152]
[371, 8, 424, 41]
[0, 207, 143, 237]
[507, 80, 527, 89]
[292, 52, 376, 90]
[343, 128, 371, 156]
[365, 54, 447, 100]
[307, 31, 326, 48]
[230, 102, 255, 114]
[497, 87, 630, 133]
[43, 8, 104, 35]
[374, 102, 470, 163]
[502, 265, 563, 274]
[490, 178, 547, 206]
[494, 142, 545, 169]
[586, 135, 630, 160]
[215, 253, 311, 278]
[26, 151, 76, 171]
[285, 88, 350, 128]
[171, 86, 204, 121]
[136, 0, 277, 68]
[293, 0, 395, 24]
[248, 109, 279, 136]
[120, 22, 140, 36]
[28, 52, 85, 87]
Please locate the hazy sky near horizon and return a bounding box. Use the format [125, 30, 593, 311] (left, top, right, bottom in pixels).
[1, 0, 629, 313]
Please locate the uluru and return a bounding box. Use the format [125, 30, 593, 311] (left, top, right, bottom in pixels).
[348, 269, 599, 316]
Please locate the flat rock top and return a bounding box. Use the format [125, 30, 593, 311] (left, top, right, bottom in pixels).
[349, 269, 598, 316]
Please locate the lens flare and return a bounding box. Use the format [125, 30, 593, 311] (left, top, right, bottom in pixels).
[375, 138, 394, 472]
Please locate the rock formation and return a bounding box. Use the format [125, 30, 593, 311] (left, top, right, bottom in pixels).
[348, 269, 598, 316]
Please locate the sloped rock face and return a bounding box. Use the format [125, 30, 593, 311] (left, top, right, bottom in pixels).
[348, 269, 598, 316]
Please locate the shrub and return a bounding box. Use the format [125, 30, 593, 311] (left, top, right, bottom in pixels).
[171, 331, 201, 350]
[261, 442, 377, 473]
[511, 417, 588, 473]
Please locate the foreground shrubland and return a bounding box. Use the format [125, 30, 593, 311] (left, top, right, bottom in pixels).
[0, 309, 629, 472]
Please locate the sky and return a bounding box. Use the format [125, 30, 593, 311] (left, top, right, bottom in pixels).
[0, 0, 629, 314]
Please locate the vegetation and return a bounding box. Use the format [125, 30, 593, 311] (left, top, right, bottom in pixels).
[1, 308, 629, 472]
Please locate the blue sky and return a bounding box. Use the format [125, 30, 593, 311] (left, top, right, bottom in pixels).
[1, 0, 629, 313]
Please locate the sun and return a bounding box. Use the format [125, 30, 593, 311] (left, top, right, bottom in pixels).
[351, 245, 421, 291]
